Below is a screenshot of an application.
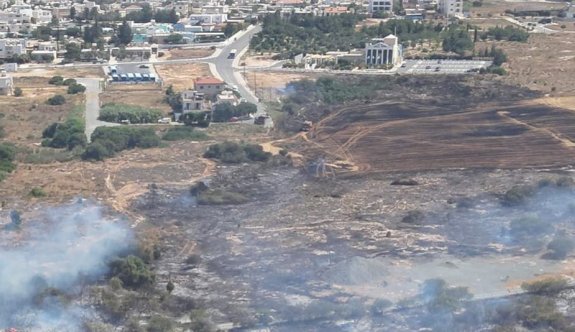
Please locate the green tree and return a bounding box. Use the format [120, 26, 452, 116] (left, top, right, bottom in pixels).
[109, 255, 155, 289]
[13, 87, 22, 97]
[64, 43, 82, 61]
[118, 20, 133, 45]
[235, 102, 257, 116]
[212, 103, 236, 122]
[67, 83, 86, 94]
[165, 33, 183, 44]
[47, 95, 66, 105]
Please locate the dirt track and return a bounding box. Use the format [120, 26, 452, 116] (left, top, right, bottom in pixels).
[311, 100, 575, 173]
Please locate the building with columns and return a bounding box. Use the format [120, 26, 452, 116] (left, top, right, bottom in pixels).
[364, 35, 402, 67]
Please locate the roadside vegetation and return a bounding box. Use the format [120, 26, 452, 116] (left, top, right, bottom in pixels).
[99, 103, 164, 124]
[212, 102, 258, 122]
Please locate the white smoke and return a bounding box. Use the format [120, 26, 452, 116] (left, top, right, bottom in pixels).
[0, 201, 133, 331]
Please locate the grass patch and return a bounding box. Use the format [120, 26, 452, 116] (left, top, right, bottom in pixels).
[99, 103, 163, 124]
[29, 187, 47, 198]
[23, 148, 80, 164]
[162, 126, 210, 141]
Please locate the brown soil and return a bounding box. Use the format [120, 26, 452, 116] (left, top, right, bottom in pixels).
[476, 33, 575, 96]
[101, 84, 169, 111]
[154, 63, 212, 91]
[14, 66, 105, 79]
[165, 48, 214, 60]
[469, 0, 566, 18]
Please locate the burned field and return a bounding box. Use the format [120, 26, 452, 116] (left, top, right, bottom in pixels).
[134, 163, 575, 330]
[307, 77, 575, 173]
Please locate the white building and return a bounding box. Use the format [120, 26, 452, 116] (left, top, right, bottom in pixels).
[438, 0, 463, 17]
[182, 90, 208, 113]
[0, 38, 27, 59]
[365, 35, 402, 67]
[0, 71, 13, 95]
[368, 0, 393, 14]
[189, 13, 227, 24]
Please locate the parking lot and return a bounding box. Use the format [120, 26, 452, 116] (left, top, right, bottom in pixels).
[107, 64, 159, 83]
[397, 59, 492, 74]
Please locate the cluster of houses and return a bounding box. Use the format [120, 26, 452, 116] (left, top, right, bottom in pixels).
[176, 76, 242, 120]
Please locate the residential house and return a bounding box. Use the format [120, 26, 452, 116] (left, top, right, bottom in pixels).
[438, 0, 462, 17]
[364, 34, 402, 67]
[182, 90, 207, 113]
[216, 90, 239, 106]
[194, 77, 225, 96]
[322, 6, 351, 16]
[368, 0, 393, 14]
[0, 38, 27, 59]
[0, 71, 13, 95]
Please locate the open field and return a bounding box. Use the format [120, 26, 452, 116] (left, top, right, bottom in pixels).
[477, 33, 575, 96]
[100, 83, 169, 112]
[468, 0, 566, 17]
[154, 63, 212, 91]
[14, 66, 105, 79]
[164, 48, 214, 60]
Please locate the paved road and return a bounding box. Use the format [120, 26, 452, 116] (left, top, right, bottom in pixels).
[77, 78, 119, 141]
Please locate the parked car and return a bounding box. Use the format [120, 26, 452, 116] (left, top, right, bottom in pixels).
[139, 64, 149, 68]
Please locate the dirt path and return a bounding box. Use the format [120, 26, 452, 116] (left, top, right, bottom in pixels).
[498, 111, 575, 148]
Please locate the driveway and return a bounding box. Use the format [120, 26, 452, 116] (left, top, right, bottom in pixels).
[76, 78, 119, 142]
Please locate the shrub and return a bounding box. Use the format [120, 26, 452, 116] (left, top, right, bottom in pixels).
[63, 78, 77, 86]
[391, 178, 419, 186]
[47, 95, 66, 105]
[99, 103, 163, 124]
[83, 127, 161, 160]
[0, 143, 16, 179]
[509, 215, 552, 238]
[402, 210, 425, 224]
[521, 277, 568, 295]
[67, 83, 86, 94]
[197, 189, 248, 205]
[185, 254, 202, 266]
[48, 76, 64, 85]
[29, 187, 47, 197]
[13, 87, 23, 97]
[545, 233, 575, 260]
[203, 141, 271, 163]
[501, 185, 535, 207]
[41, 117, 85, 150]
[108, 255, 155, 289]
[162, 127, 210, 141]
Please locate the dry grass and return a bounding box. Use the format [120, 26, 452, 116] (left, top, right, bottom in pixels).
[14, 66, 105, 79]
[468, 0, 566, 18]
[101, 84, 169, 112]
[154, 63, 212, 91]
[476, 33, 575, 96]
[165, 48, 214, 60]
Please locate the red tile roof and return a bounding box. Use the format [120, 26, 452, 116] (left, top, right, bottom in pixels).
[194, 77, 224, 85]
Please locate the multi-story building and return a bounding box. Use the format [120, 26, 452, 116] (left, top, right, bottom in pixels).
[368, 0, 393, 14]
[364, 34, 403, 67]
[194, 77, 225, 96]
[0, 38, 27, 59]
[438, 0, 462, 17]
[181, 90, 207, 113]
[188, 13, 227, 24]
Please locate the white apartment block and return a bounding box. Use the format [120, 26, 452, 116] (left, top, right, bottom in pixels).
[365, 35, 402, 67]
[368, 0, 393, 14]
[189, 13, 227, 24]
[0, 39, 27, 59]
[438, 0, 463, 17]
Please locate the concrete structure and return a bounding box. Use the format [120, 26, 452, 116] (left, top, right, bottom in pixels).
[216, 90, 239, 106]
[365, 34, 402, 67]
[368, 0, 393, 14]
[438, 0, 463, 17]
[189, 13, 227, 24]
[194, 77, 225, 96]
[182, 90, 207, 113]
[0, 38, 26, 59]
[0, 71, 13, 95]
[567, 4, 575, 19]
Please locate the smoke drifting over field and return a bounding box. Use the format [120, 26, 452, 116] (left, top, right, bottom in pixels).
[0, 202, 132, 331]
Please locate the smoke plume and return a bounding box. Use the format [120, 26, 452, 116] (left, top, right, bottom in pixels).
[0, 201, 132, 331]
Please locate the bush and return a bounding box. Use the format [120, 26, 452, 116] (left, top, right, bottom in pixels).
[99, 103, 163, 124]
[509, 215, 552, 238]
[402, 210, 425, 224]
[48, 76, 64, 85]
[29, 187, 47, 197]
[203, 141, 271, 163]
[82, 127, 161, 160]
[63, 78, 77, 86]
[0, 143, 16, 181]
[13, 87, 22, 97]
[391, 178, 419, 186]
[42, 116, 85, 150]
[108, 255, 155, 289]
[162, 127, 210, 141]
[501, 185, 535, 206]
[521, 277, 568, 295]
[197, 189, 249, 205]
[67, 83, 86, 94]
[545, 233, 575, 260]
[47, 94, 66, 105]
